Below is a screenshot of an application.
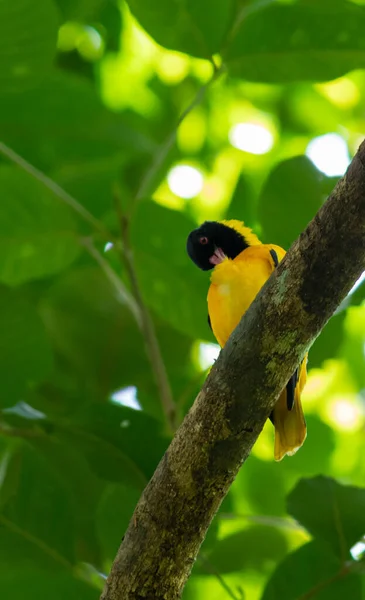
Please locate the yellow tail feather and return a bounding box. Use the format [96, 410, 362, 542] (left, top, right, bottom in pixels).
[273, 388, 307, 461]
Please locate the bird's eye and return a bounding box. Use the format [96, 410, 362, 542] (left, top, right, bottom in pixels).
[199, 236, 209, 245]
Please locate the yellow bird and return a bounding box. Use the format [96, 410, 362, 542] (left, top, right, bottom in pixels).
[187, 219, 307, 461]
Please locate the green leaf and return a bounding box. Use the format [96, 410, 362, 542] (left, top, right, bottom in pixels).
[55, 0, 104, 19]
[287, 476, 365, 559]
[0, 0, 59, 95]
[309, 312, 346, 368]
[0, 287, 53, 405]
[0, 442, 21, 510]
[132, 202, 211, 339]
[262, 540, 362, 600]
[199, 525, 288, 574]
[0, 166, 80, 285]
[0, 73, 154, 170]
[282, 415, 336, 477]
[0, 569, 99, 600]
[258, 156, 325, 249]
[40, 265, 152, 395]
[2, 445, 76, 563]
[126, 0, 234, 58]
[225, 174, 257, 229]
[96, 483, 140, 561]
[73, 403, 168, 480]
[225, 0, 365, 83]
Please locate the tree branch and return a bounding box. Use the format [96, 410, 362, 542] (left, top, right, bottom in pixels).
[101, 140, 365, 600]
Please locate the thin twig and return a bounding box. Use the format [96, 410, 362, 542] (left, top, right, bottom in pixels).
[133, 65, 223, 205]
[0, 141, 113, 241]
[297, 564, 353, 600]
[0, 514, 73, 569]
[198, 553, 242, 600]
[114, 199, 176, 432]
[0, 422, 44, 439]
[81, 237, 141, 327]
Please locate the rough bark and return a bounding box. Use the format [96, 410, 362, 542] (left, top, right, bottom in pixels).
[101, 140, 365, 600]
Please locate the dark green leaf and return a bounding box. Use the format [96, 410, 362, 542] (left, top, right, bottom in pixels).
[287, 476, 365, 559]
[96, 484, 140, 561]
[2, 445, 76, 563]
[73, 403, 168, 480]
[132, 202, 211, 339]
[0, 73, 154, 170]
[126, 0, 234, 58]
[0, 0, 58, 95]
[225, 1, 365, 83]
[262, 540, 362, 600]
[0, 569, 99, 600]
[0, 287, 53, 405]
[0, 167, 80, 285]
[258, 156, 325, 249]
[55, 0, 104, 20]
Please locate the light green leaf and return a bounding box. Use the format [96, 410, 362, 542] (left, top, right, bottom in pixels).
[225, 1, 365, 83]
[0, 0, 59, 95]
[0, 166, 80, 285]
[197, 525, 288, 574]
[126, 0, 234, 58]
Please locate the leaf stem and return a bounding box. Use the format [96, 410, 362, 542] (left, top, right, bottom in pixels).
[0, 141, 113, 241]
[198, 553, 243, 600]
[114, 198, 176, 433]
[0, 514, 73, 570]
[133, 65, 223, 204]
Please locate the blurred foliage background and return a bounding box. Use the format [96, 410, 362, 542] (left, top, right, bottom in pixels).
[2, 0, 365, 598]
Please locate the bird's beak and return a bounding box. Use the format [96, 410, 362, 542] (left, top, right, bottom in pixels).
[209, 247, 226, 266]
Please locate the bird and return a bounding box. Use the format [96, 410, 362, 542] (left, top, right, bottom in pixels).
[186, 219, 307, 461]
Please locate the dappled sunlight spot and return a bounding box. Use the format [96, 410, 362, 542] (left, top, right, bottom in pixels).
[99, 4, 160, 113]
[301, 368, 334, 406]
[316, 77, 360, 109]
[58, 22, 82, 52]
[152, 186, 186, 211]
[229, 123, 274, 155]
[306, 133, 350, 176]
[155, 52, 189, 84]
[58, 22, 104, 60]
[177, 109, 207, 154]
[327, 396, 363, 431]
[348, 270, 365, 296]
[167, 165, 204, 199]
[350, 541, 365, 560]
[110, 386, 142, 411]
[200, 175, 226, 206]
[78, 26, 104, 61]
[344, 304, 365, 337]
[104, 242, 114, 252]
[251, 421, 273, 461]
[197, 342, 220, 371]
[3, 401, 46, 420]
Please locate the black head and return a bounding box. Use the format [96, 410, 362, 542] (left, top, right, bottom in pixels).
[186, 221, 248, 271]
